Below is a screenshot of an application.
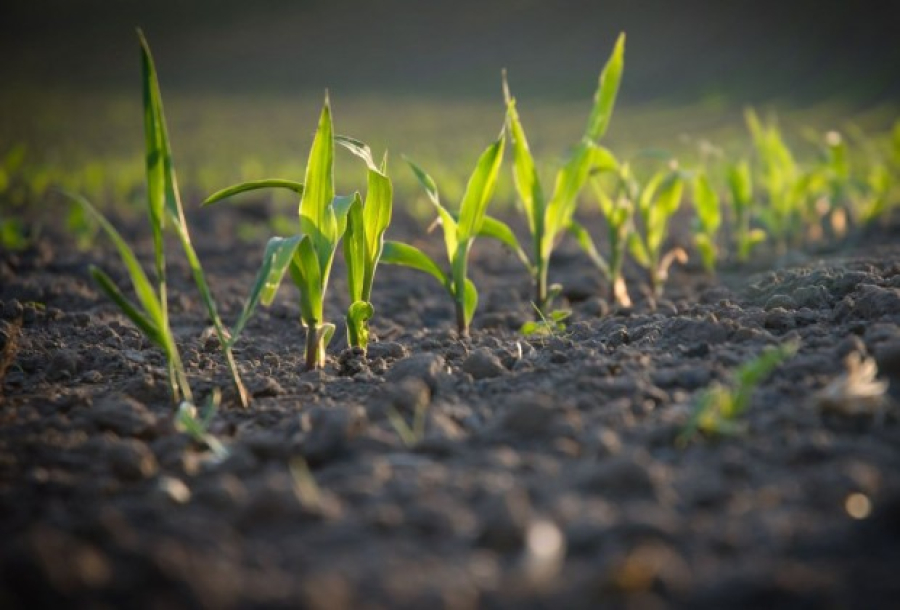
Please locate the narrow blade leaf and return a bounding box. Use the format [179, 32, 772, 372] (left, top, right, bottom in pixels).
[457, 131, 506, 241]
[479, 215, 530, 270]
[231, 235, 301, 341]
[585, 32, 625, 141]
[567, 220, 611, 278]
[503, 74, 545, 241]
[381, 241, 447, 286]
[89, 266, 163, 347]
[203, 179, 304, 206]
[69, 193, 165, 328]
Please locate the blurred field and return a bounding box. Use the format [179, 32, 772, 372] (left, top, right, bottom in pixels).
[2, 85, 897, 223]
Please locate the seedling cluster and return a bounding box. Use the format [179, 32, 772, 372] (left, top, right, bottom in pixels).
[62, 31, 899, 419]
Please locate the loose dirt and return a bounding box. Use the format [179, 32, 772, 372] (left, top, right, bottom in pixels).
[1, 205, 899, 609]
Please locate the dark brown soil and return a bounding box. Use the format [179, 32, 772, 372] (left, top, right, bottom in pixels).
[2, 204, 900, 609]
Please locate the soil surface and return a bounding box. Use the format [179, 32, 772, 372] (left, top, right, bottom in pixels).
[2, 203, 900, 609]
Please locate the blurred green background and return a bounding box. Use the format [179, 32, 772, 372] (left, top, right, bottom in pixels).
[1, 0, 898, 218]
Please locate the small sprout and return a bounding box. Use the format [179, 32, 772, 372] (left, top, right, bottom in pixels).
[336, 136, 393, 352]
[386, 401, 429, 448]
[381, 129, 506, 337]
[679, 341, 798, 445]
[520, 305, 569, 338]
[815, 352, 889, 418]
[175, 389, 229, 461]
[503, 32, 625, 316]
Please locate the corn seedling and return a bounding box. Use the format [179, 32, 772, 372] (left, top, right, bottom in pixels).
[745, 109, 816, 249]
[380, 128, 507, 337]
[627, 164, 688, 297]
[70, 31, 250, 407]
[335, 136, 393, 352]
[725, 160, 766, 262]
[678, 341, 798, 444]
[691, 171, 722, 273]
[502, 32, 624, 315]
[205, 94, 353, 370]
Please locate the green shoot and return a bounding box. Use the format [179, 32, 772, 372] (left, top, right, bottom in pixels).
[725, 160, 766, 262]
[679, 341, 798, 445]
[175, 389, 229, 461]
[381, 128, 506, 337]
[520, 305, 569, 338]
[627, 165, 688, 297]
[386, 403, 429, 448]
[67, 30, 239, 406]
[137, 30, 249, 407]
[205, 94, 353, 370]
[691, 171, 722, 274]
[335, 136, 393, 352]
[745, 109, 811, 248]
[503, 32, 624, 316]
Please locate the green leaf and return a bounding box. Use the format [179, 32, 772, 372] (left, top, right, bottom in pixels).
[138, 29, 167, 263]
[726, 161, 752, 210]
[479, 215, 530, 269]
[332, 193, 358, 238]
[503, 74, 545, 244]
[290, 235, 324, 324]
[381, 240, 447, 287]
[694, 234, 716, 273]
[336, 135, 378, 171]
[588, 144, 619, 174]
[68, 193, 165, 330]
[628, 232, 651, 267]
[457, 131, 506, 242]
[404, 155, 442, 208]
[347, 300, 374, 349]
[203, 179, 304, 206]
[405, 156, 458, 261]
[299, 95, 337, 265]
[362, 166, 393, 280]
[693, 173, 721, 233]
[567, 220, 610, 278]
[585, 32, 625, 141]
[231, 235, 301, 342]
[343, 195, 366, 303]
[89, 266, 163, 347]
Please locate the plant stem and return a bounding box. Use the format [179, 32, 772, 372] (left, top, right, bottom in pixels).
[455, 300, 468, 338]
[304, 321, 319, 371]
[535, 259, 549, 318]
[221, 345, 249, 408]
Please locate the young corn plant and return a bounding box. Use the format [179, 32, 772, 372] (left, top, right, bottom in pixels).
[205, 95, 353, 370]
[70, 30, 250, 407]
[627, 165, 688, 297]
[691, 171, 722, 274]
[380, 129, 507, 337]
[502, 32, 624, 316]
[725, 160, 766, 262]
[745, 109, 813, 249]
[335, 136, 393, 352]
[678, 341, 798, 445]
